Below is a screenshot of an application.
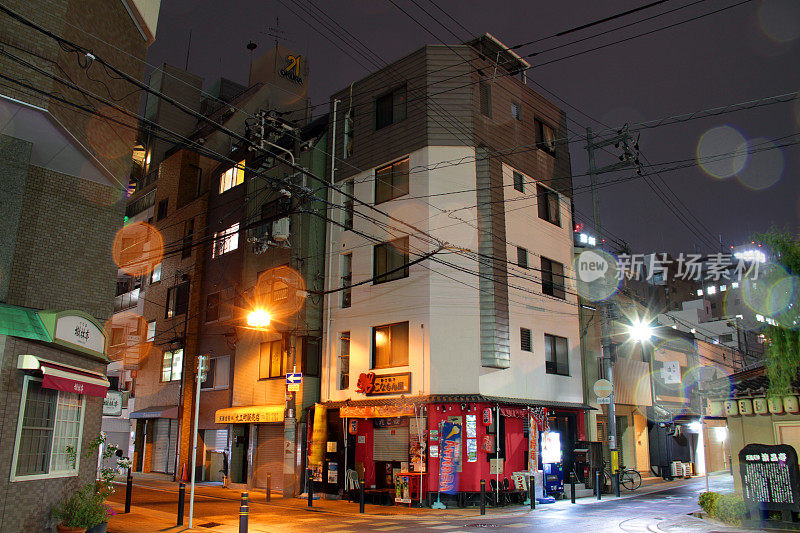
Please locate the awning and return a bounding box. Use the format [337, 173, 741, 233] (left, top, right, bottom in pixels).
[17, 354, 109, 398]
[214, 405, 284, 424]
[0, 303, 51, 342]
[340, 404, 416, 418]
[130, 405, 179, 419]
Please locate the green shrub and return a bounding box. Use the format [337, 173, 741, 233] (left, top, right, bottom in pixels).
[698, 491, 720, 516]
[714, 493, 747, 526]
[52, 485, 107, 528]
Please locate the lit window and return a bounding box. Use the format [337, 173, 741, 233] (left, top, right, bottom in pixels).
[696, 289, 703, 296]
[161, 349, 183, 382]
[707, 286, 716, 295]
[146, 321, 156, 342]
[165, 282, 189, 318]
[219, 162, 245, 194]
[339, 332, 350, 390]
[259, 340, 286, 379]
[12, 378, 84, 480]
[150, 263, 161, 284]
[731, 282, 739, 289]
[200, 356, 230, 390]
[372, 322, 409, 369]
[720, 285, 727, 292]
[213, 223, 240, 258]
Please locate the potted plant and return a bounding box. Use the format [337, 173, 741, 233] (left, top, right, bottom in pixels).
[53, 485, 107, 533]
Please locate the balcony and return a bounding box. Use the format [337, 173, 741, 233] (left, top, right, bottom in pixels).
[114, 288, 141, 313]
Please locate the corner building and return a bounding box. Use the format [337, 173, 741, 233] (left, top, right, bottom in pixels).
[315, 34, 587, 502]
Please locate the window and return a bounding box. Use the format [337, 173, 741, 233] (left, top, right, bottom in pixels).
[535, 119, 556, 155]
[375, 158, 409, 204]
[206, 293, 220, 322]
[375, 85, 406, 129]
[302, 337, 321, 377]
[157, 198, 168, 221]
[343, 180, 354, 229]
[511, 102, 522, 120]
[200, 356, 230, 390]
[182, 219, 194, 259]
[150, 263, 161, 284]
[339, 332, 350, 390]
[161, 348, 184, 382]
[219, 161, 245, 194]
[517, 247, 528, 269]
[212, 222, 239, 258]
[513, 171, 525, 193]
[110, 327, 124, 347]
[718, 333, 733, 343]
[343, 110, 354, 159]
[259, 339, 287, 379]
[341, 253, 352, 308]
[374, 236, 409, 284]
[372, 321, 409, 369]
[165, 282, 190, 318]
[146, 321, 156, 342]
[12, 378, 84, 479]
[521, 328, 532, 352]
[541, 257, 566, 299]
[537, 184, 560, 226]
[479, 81, 491, 117]
[545, 334, 569, 375]
[696, 289, 704, 296]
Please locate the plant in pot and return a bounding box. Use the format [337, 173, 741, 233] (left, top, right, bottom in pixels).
[53, 485, 107, 533]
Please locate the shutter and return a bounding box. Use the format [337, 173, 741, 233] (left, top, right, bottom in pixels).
[152, 419, 170, 473]
[166, 419, 178, 474]
[374, 425, 409, 461]
[206, 429, 229, 451]
[255, 425, 284, 490]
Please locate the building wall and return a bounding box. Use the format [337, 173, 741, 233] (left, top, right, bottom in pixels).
[0, 336, 105, 533]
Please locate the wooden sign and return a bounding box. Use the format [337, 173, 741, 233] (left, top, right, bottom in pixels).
[355, 372, 411, 395]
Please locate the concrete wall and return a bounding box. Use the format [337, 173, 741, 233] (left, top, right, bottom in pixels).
[727, 412, 800, 490]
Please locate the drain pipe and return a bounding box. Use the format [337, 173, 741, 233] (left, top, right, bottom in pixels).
[322, 99, 339, 401]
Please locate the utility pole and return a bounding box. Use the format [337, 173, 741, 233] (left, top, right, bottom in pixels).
[586, 126, 640, 494]
[188, 355, 208, 528]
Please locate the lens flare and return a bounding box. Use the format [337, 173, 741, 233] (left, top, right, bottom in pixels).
[696, 125, 748, 179]
[254, 265, 307, 321]
[758, 0, 800, 43]
[741, 263, 797, 318]
[112, 222, 164, 277]
[735, 137, 784, 190]
[573, 248, 621, 302]
[104, 313, 151, 364]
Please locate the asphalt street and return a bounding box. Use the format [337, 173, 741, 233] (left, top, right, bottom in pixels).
[108, 475, 741, 532]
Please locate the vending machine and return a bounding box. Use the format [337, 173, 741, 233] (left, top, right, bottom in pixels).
[541, 430, 564, 495]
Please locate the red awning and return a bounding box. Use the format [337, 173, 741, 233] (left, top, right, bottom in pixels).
[40, 362, 109, 398]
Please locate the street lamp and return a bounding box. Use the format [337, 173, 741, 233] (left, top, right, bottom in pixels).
[247, 308, 271, 329]
[628, 320, 654, 343]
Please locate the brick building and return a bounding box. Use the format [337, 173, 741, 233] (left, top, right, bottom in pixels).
[0, 1, 159, 531]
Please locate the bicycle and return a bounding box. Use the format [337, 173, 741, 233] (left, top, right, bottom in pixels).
[602, 462, 642, 491]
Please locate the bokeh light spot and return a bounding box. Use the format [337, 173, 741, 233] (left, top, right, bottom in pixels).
[735, 137, 784, 190]
[696, 125, 748, 179]
[112, 222, 164, 277]
[758, 0, 800, 43]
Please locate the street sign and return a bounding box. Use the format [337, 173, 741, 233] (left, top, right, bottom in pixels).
[287, 383, 300, 392]
[286, 372, 302, 385]
[597, 397, 611, 405]
[593, 379, 613, 398]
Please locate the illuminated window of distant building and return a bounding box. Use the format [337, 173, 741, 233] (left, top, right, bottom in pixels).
[219, 161, 245, 194]
[372, 322, 409, 369]
[161, 349, 183, 382]
[212, 223, 239, 258]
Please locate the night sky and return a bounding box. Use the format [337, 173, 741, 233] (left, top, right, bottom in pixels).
[145, 0, 800, 255]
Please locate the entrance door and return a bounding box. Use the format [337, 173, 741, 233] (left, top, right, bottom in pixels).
[255, 425, 283, 491]
[230, 424, 250, 484]
[152, 419, 176, 474]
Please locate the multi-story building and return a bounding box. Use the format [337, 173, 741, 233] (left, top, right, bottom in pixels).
[313, 34, 586, 501]
[0, 1, 159, 531]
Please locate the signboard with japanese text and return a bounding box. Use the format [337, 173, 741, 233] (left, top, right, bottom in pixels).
[102, 390, 123, 416]
[739, 444, 800, 512]
[438, 422, 461, 494]
[466, 414, 477, 438]
[355, 372, 411, 395]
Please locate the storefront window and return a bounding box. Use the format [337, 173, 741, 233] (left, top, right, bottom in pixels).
[13, 377, 84, 479]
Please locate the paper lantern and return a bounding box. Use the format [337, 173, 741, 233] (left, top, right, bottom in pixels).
[724, 400, 739, 416]
[482, 434, 495, 453]
[738, 399, 753, 416]
[784, 396, 800, 414]
[769, 397, 784, 414]
[348, 419, 358, 435]
[753, 397, 769, 415]
[708, 401, 724, 417]
[482, 408, 493, 426]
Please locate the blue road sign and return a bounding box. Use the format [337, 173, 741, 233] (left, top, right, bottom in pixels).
[286, 373, 302, 385]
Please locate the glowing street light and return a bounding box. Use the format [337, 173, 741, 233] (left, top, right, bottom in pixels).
[247, 308, 271, 329]
[628, 319, 654, 343]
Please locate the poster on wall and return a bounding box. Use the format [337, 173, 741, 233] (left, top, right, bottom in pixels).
[327, 462, 338, 484]
[410, 427, 427, 472]
[529, 414, 538, 472]
[430, 430, 439, 441]
[438, 422, 462, 494]
[466, 414, 477, 438]
[466, 438, 478, 462]
[311, 463, 323, 482]
[430, 445, 439, 458]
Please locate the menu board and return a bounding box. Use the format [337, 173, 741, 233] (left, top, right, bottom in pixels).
[739, 444, 800, 512]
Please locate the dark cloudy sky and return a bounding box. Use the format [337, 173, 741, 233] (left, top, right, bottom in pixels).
[145, 0, 800, 255]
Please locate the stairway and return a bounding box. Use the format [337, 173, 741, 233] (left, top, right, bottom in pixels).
[564, 481, 595, 499]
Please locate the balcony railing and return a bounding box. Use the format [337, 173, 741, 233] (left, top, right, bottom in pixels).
[113, 288, 141, 313]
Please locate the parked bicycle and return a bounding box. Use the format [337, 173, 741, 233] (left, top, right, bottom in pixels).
[603, 462, 642, 491]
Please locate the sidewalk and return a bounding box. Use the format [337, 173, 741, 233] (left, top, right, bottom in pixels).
[106, 471, 729, 532]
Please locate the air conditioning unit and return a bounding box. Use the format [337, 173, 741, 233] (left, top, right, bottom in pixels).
[273, 217, 290, 242]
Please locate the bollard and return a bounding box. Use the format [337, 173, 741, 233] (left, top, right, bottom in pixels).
[266, 473, 271, 502]
[596, 470, 601, 500]
[480, 479, 486, 515]
[307, 468, 314, 507]
[177, 482, 185, 526]
[124, 469, 133, 514]
[239, 491, 249, 533]
[614, 471, 620, 498]
[570, 472, 576, 504]
[359, 479, 365, 514]
[530, 475, 535, 510]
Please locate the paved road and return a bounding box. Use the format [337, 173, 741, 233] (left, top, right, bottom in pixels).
[108, 475, 740, 532]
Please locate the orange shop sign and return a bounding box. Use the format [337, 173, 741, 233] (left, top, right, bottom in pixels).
[355, 372, 411, 395]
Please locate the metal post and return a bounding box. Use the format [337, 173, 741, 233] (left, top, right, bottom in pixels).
[239, 492, 249, 533]
[307, 468, 313, 507]
[124, 468, 132, 513]
[570, 472, 576, 504]
[529, 475, 535, 509]
[596, 470, 601, 500]
[189, 356, 205, 528]
[359, 479, 365, 513]
[614, 470, 621, 498]
[266, 473, 271, 502]
[177, 482, 186, 526]
[480, 479, 486, 515]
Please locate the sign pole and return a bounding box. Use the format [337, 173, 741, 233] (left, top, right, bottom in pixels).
[188, 355, 206, 528]
[432, 420, 445, 509]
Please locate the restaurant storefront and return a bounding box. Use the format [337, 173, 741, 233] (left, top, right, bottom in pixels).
[314, 395, 588, 504]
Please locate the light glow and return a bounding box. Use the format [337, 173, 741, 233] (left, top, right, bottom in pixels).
[628, 320, 654, 342]
[734, 250, 767, 263]
[247, 308, 271, 329]
[707, 286, 717, 295]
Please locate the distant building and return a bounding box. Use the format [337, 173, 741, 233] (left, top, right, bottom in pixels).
[0, 1, 159, 531]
